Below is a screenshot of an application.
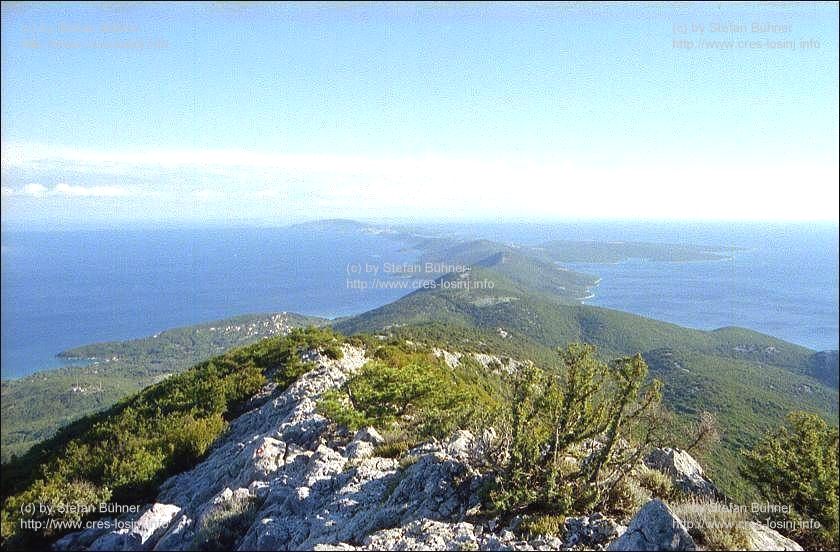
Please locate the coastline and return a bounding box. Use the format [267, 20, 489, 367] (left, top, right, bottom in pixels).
[4, 225, 837, 379]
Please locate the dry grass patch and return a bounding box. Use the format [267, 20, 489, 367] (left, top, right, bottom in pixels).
[669, 499, 751, 551]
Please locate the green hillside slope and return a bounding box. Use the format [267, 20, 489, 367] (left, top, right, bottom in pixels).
[1, 312, 324, 462]
[334, 267, 838, 500]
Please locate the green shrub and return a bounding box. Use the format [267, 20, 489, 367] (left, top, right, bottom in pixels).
[317, 344, 503, 442]
[273, 355, 316, 387]
[741, 411, 839, 550]
[603, 475, 648, 518]
[342, 359, 439, 427]
[488, 344, 662, 517]
[373, 440, 414, 459]
[520, 513, 566, 538]
[255, 326, 344, 387]
[2, 478, 111, 542]
[287, 326, 344, 360]
[318, 389, 371, 431]
[398, 455, 419, 470]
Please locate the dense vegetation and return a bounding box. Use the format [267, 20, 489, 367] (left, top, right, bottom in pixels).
[316, 339, 667, 524]
[318, 336, 838, 549]
[1, 312, 323, 462]
[806, 350, 840, 389]
[318, 340, 506, 452]
[335, 265, 838, 502]
[0, 327, 342, 550]
[2, 321, 836, 551]
[741, 411, 839, 550]
[485, 344, 664, 518]
[416, 239, 599, 301]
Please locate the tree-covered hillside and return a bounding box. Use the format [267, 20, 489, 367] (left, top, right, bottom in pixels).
[1, 312, 324, 462]
[415, 239, 599, 302]
[334, 266, 838, 501]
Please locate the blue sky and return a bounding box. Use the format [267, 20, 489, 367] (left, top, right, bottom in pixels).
[1, 1, 838, 228]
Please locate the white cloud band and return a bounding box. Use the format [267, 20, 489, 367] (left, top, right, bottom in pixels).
[2, 142, 838, 221]
[2, 182, 131, 198]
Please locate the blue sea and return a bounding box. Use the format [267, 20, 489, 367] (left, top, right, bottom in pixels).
[2, 221, 838, 379]
[0, 225, 419, 379]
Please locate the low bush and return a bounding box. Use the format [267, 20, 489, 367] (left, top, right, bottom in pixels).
[635, 466, 674, 500]
[520, 513, 566, 538]
[193, 494, 261, 551]
[373, 440, 414, 459]
[1, 328, 339, 550]
[317, 343, 504, 442]
[487, 344, 663, 518]
[602, 476, 649, 518]
[740, 410, 839, 550]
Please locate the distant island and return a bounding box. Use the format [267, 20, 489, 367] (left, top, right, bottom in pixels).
[529, 240, 740, 263]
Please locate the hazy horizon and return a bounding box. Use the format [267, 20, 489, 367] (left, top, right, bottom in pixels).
[2, 216, 839, 234]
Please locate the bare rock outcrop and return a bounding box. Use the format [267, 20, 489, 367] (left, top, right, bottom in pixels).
[54, 345, 490, 551]
[645, 448, 719, 498]
[607, 499, 696, 551]
[745, 521, 804, 551]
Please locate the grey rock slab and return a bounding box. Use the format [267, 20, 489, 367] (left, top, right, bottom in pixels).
[607, 499, 695, 551]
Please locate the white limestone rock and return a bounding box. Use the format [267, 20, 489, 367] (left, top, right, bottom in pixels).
[645, 448, 719, 498]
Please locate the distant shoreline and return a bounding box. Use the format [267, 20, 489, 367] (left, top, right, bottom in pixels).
[3, 222, 836, 380]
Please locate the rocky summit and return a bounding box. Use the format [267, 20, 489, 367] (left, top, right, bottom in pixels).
[52, 345, 803, 551]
